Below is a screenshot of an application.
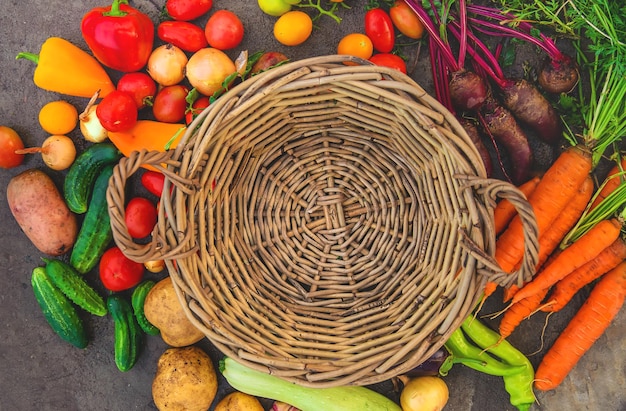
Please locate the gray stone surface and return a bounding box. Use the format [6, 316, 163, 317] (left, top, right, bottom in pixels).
[0, 1, 623, 410]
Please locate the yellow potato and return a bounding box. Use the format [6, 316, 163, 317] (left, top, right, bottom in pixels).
[214, 391, 265, 411]
[152, 346, 217, 411]
[143, 276, 204, 347]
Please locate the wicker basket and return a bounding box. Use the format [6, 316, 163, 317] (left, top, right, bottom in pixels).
[107, 55, 538, 387]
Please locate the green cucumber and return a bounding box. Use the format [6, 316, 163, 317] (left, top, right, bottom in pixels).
[43, 258, 107, 316]
[131, 281, 160, 336]
[69, 164, 114, 274]
[31, 267, 88, 349]
[108, 295, 142, 372]
[64, 142, 121, 214]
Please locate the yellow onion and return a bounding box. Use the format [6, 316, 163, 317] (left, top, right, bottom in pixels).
[186, 48, 236, 96]
[399, 376, 449, 411]
[79, 92, 108, 143]
[147, 44, 188, 86]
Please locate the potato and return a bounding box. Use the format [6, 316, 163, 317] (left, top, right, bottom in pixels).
[7, 168, 77, 256]
[144, 276, 205, 347]
[214, 391, 264, 411]
[152, 346, 218, 411]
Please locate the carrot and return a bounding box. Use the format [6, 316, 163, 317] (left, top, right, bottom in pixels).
[494, 176, 541, 235]
[512, 218, 623, 303]
[499, 286, 550, 338]
[542, 238, 626, 312]
[534, 261, 626, 391]
[588, 157, 626, 210]
[495, 144, 592, 274]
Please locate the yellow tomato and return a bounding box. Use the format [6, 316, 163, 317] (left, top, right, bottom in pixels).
[337, 33, 374, 64]
[38, 100, 79, 135]
[274, 11, 313, 46]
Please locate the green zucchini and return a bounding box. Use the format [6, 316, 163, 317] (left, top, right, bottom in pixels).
[31, 267, 88, 349]
[131, 281, 160, 336]
[43, 258, 107, 316]
[221, 357, 401, 411]
[69, 164, 114, 274]
[64, 142, 121, 214]
[108, 294, 142, 372]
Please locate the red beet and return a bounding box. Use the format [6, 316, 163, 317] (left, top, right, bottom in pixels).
[538, 55, 580, 94]
[459, 117, 493, 177]
[449, 70, 489, 112]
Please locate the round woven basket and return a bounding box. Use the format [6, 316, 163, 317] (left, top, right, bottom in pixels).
[107, 55, 538, 387]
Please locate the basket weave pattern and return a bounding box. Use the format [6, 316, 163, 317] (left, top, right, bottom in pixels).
[107, 55, 538, 387]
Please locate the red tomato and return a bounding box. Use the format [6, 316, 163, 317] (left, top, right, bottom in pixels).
[389, 0, 424, 39]
[0, 126, 25, 169]
[185, 95, 210, 125]
[152, 84, 189, 123]
[369, 53, 407, 74]
[365, 8, 395, 53]
[116, 72, 157, 109]
[158, 21, 208, 53]
[125, 197, 158, 238]
[96, 90, 138, 132]
[204, 10, 244, 50]
[99, 246, 145, 292]
[140, 170, 166, 197]
[166, 0, 213, 21]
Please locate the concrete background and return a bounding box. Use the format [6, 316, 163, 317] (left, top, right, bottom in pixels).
[0, 1, 623, 410]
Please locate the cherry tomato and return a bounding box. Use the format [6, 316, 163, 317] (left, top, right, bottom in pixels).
[99, 246, 145, 292]
[369, 53, 407, 74]
[152, 85, 189, 123]
[389, 0, 424, 39]
[0, 126, 25, 169]
[337, 33, 374, 64]
[365, 8, 395, 53]
[141, 170, 166, 197]
[258, 0, 292, 17]
[116, 72, 157, 109]
[158, 21, 208, 53]
[204, 10, 244, 50]
[165, 0, 213, 21]
[273, 10, 312, 46]
[185, 95, 211, 125]
[96, 90, 138, 132]
[125, 197, 158, 238]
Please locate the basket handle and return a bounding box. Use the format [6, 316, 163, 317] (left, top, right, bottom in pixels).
[458, 176, 539, 290]
[106, 149, 196, 263]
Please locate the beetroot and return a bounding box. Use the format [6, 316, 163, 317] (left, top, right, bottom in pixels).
[538, 55, 580, 94]
[449, 70, 489, 112]
[459, 117, 493, 176]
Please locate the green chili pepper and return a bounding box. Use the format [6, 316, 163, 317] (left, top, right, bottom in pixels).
[460, 316, 536, 411]
[442, 328, 527, 377]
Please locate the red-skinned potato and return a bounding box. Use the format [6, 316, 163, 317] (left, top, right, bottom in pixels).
[7, 169, 77, 256]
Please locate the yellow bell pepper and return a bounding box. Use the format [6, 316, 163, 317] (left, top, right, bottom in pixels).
[17, 37, 115, 98]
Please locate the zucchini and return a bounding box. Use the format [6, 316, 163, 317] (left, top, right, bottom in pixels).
[31, 267, 88, 349]
[221, 357, 401, 411]
[69, 164, 114, 274]
[108, 294, 142, 372]
[43, 258, 107, 316]
[64, 142, 121, 214]
[131, 281, 160, 336]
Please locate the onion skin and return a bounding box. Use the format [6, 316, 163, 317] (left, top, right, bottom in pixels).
[400, 376, 449, 411]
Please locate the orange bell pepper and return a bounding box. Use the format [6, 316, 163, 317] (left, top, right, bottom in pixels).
[16, 37, 115, 98]
[107, 120, 186, 170]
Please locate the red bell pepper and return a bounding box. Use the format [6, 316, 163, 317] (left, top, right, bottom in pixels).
[81, 0, 154, 72]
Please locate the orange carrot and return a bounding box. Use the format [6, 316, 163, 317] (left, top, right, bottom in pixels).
[512, 218, 623, 303]
[494, 176, 541, 235]
[499, 286, 550, 338]
[589, 157, 626, 210]
[495, 145, 592, 274]
[542, 237, 626, 312]
[534, 261, 626, 391]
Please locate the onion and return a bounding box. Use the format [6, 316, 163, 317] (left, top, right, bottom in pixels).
[144, 259, 165, 273]
[16, 134, 76, 170]
[186, 48, 236, 96]
[399, 376, 449, 411]
[147, 44, 188, 86]
[79, 92, 108, 143]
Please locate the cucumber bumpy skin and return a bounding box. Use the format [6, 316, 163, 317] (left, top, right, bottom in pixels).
[131, 280, 160, 336]
[108, 295, 142, 372]
[31, 267, 88, 349]
[69, 164, 114, 274]
[63, 142, 121, 214]
[43, 258, 107, 316]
